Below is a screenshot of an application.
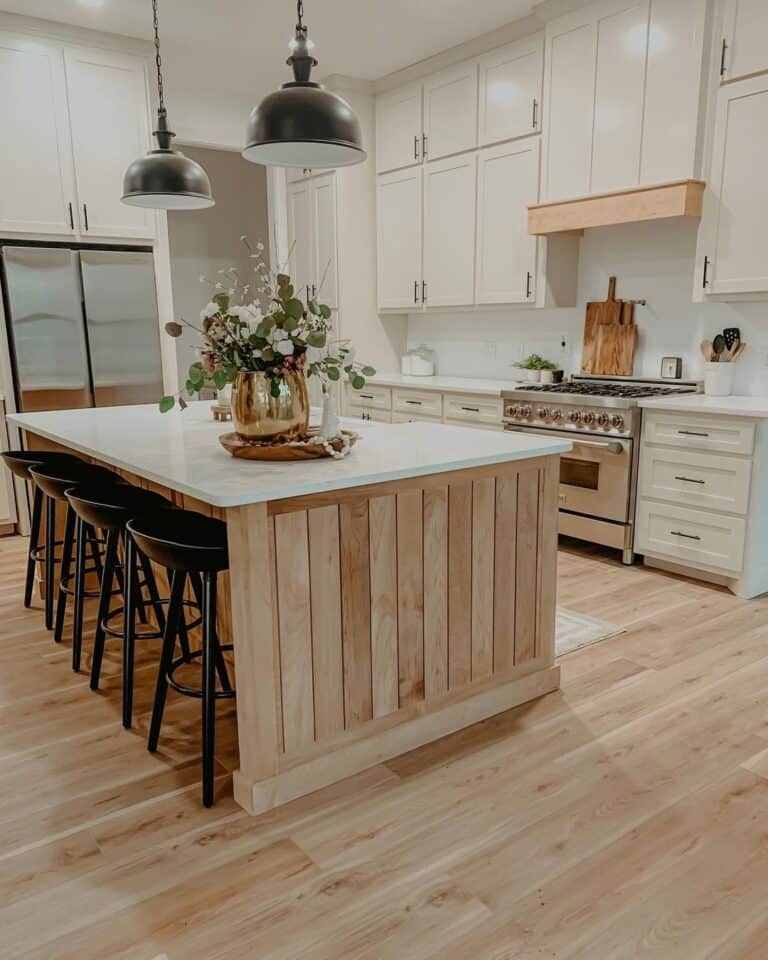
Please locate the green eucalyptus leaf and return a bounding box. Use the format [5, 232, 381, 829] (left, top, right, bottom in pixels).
[270, 378, 281, 398]
[327, 366, 340, 382]
[261, 347, 275, 362]
[159, 395, 175, 413]
[284, 298, 303, 320]
[164, 321, 183, 338]
[276, 273, 290, 288]
[361, 365, 376, 376]
[351, 373, 365, 390]
[213, 292, 230, 313]
[308, 300, 319, 315]
[213, 370, 227, 390]
[319, 304, 331, 320]
[255, 320, 273, 338]
[178, 396, 188, 411]
[308, 331, 327, 348]
[282, 315, 299, 333]
[185, 379, 194, 394]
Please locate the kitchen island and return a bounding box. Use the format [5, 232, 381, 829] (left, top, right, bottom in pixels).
[8, 402, 570, 814]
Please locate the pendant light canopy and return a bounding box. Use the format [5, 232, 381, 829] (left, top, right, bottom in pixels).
[122, 0, 214, 210]
[243, 0, 365, 169]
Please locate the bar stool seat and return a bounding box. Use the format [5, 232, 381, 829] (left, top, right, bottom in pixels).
[28, 461, 123, 635]
[65, 484, 185, 728]
[127, 509, 234, 807]
[1, 450, 81, 610]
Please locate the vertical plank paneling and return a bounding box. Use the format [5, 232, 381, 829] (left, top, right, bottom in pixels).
[536, 459, 559, 664]
[369, 496, 400, 717]
[448, 481, 472, 689]
[493, 472, 518, 672]
[274, 511, 315, 750]
[423, 486, 448, 699]
[308, 505, 345, 740]
[471, 477, 496, 680]
[339, 499, 373, 726]
[396, 490, 424, 704]
[267, 515, 284, 752]
[515, 468, 540, 665]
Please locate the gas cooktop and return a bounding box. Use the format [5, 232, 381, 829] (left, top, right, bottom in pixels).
[518, 381, 687, 398]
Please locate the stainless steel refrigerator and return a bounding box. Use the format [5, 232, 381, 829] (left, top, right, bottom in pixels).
[1, 244, 164, 412]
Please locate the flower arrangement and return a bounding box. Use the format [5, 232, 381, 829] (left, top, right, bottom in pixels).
[159, 237, 375, 412]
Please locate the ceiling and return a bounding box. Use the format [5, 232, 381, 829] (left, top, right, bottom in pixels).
[1, 0, 536, 95]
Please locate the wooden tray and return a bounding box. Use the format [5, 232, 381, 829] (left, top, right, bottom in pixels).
[219, 428, 358, 461]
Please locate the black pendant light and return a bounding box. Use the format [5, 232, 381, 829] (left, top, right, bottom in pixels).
[122, 0, 214, 210]
[243, 0, 365, 168]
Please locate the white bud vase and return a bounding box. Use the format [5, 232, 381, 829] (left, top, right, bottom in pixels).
[321, 392, 340, 438]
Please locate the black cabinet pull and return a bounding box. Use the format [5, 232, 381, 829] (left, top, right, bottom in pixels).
[404, 399, 422, 406]
[678, 429, 709, 437]
[526, 271, 532, 299]
[671, 530, 701, 541]
[702, 255, 710, 288]
[461, 406, 480, 413]
[719, 38, 728, 77]
[414, 135, 419, 160]
[82, 203, 89, 231]
[68, 202, 74, 230]
[532, 98, 538, 128]
[421, 280, 427, 303]
[359, 393, 373, 400]
[674, 475, 706, 485]
[422, 133, 428, 158]
[414, 280, 419, 304]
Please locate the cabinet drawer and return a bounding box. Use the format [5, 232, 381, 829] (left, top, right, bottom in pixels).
[639, 447, 752, 515]
[635, 500, 746, 573]
[643, 412, 755, 455]
[444, 393, 503, 425]
[392, 388, 443, 418]
[354, 408, 392, 424]
[346, 385, 392, 411]
[392, 411, 441, 424]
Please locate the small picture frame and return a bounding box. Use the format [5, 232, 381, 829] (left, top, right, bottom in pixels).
[660, 356, 682, 379]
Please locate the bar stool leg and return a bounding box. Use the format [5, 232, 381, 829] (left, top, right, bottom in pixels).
[90, 529, 119, 691]
[189, 571, 232, 691]
[44, 496, 56, 632]
[137, 549, 167, 635]
[24, 487, 43, 609]
[72, 517, 87, 672]
[122, 534, 138, 729]
[54, 507, 76, 644]
[202, 571, 217, 808]
[148, 569, 186, 753]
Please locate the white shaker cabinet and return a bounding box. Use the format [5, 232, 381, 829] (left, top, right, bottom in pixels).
[287, 179, 315, 302]
[704, 74, 768, 295]
[478, 35, 544, 146]
[311, 174, 338, 310]
[64, 47, 155, 240]
[475, 140, 539, 304]
[720, 0, 768, 83]
[423, 154, 476, 307]
[375, 83, 423, 174]
[376, 167, 423, 310]
[422, 61, 478, 161]
[0, 33, 76, 236]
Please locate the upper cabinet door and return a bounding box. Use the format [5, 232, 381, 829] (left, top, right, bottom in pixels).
[590, 0, 649, 194]
[286, 179, 315, 303]
[543, 15, 597, 201]
[311, 174, 338, 310]
[475, 140, 539, 304]
[478, 35, 544, 146]
[707, 76, 768, 295]
[0, 33, 76, 236]
[721, 0, 768, 83]
[423, 154, 476, 307]
[423, 61, 478, 162]
[376, 168, 423, 310]
[375, 83, 423, 174]
[64, 47, 155, 240]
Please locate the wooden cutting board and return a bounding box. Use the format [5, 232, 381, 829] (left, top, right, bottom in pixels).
[581, 277, 638, 376]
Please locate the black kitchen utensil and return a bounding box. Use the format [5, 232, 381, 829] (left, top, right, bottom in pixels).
[712, 333, 726, 358]
[723, 327, 740, 350]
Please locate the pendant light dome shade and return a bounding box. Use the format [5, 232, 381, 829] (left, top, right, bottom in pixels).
[243, 0, 365, 169]
[121, 0, 214, 211]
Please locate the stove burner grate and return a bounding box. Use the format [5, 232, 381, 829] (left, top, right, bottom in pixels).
[520, 382, 690, 399]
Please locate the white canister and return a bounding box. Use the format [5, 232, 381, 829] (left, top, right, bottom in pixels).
[525, 369, 541, 383]
[704, 362, 734, 397]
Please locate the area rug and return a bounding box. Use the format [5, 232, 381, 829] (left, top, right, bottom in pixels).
[555, 607, 624, 657]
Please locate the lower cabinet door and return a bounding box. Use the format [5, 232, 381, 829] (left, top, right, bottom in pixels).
[423, 154, 477, 307]
[635, 499, 746, 573]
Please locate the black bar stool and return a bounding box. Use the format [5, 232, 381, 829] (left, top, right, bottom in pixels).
[127, 509, 234, 807]
[28, 461, 122, 635]
[65, 484, 186, 728]
[1, 450, 82, 614]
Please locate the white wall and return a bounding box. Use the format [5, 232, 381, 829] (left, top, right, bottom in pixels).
[407, 217, 768, 394]
[167, 147, 269, 387]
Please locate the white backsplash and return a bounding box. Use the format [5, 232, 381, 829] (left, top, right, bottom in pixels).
[407, 219, 768, 394]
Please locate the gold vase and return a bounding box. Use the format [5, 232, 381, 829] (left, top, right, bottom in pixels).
[231, 371, 309, 442]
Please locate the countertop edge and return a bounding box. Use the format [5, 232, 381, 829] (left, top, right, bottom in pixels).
[637, 396, 768, 418]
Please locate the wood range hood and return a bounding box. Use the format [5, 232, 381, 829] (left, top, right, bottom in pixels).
[528, 179, 705, 236]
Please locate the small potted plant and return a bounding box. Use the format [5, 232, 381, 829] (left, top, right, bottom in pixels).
[538, 359, 562, 385]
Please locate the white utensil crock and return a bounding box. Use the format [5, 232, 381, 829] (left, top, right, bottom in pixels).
[704, 362, 734, 397]
[525, 369, 541, 382]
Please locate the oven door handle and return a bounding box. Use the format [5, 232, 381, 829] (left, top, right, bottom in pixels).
[570, 437, 625, 455]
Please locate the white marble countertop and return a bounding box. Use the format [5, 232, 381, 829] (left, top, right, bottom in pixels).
[7, 401, 571, 508]
[367, 373, 522, 396]
[638, 394, 768, 418]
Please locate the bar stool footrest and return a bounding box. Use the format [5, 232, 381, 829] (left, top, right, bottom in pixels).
[167, 644, 236, 699]
[101, 596, 202, 641]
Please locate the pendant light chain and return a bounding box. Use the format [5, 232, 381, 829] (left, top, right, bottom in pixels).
[296, 0, 305, 31]
[152, 0, 165, 114]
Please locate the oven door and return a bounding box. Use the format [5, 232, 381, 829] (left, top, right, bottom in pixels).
[504, 424, 632, 523]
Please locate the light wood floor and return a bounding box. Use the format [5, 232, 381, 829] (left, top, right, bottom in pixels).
[2, 532, 768, 959]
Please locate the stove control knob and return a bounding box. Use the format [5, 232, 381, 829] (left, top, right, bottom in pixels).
[568, 410, 582, 425]
[612, 414, 625, 431]
[597, 412, 610, 428]
[536, 407, 550, 420]
[582, 411, 595, 425]
[519, 405, 532, 419]
[507, 404, 520, 418]
[551, 408, 563, 423]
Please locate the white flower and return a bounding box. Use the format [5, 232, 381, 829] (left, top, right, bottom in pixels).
[200, 301, 219, 320]
[275, 338, 294, 356]
[215, 282, 223, 290]
[199, 274, 206, 283]
[252, 348, 262, 359]
[256, 241, 264, 252]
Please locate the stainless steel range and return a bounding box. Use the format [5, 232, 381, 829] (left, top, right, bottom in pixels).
[503, 375, 701, 564]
